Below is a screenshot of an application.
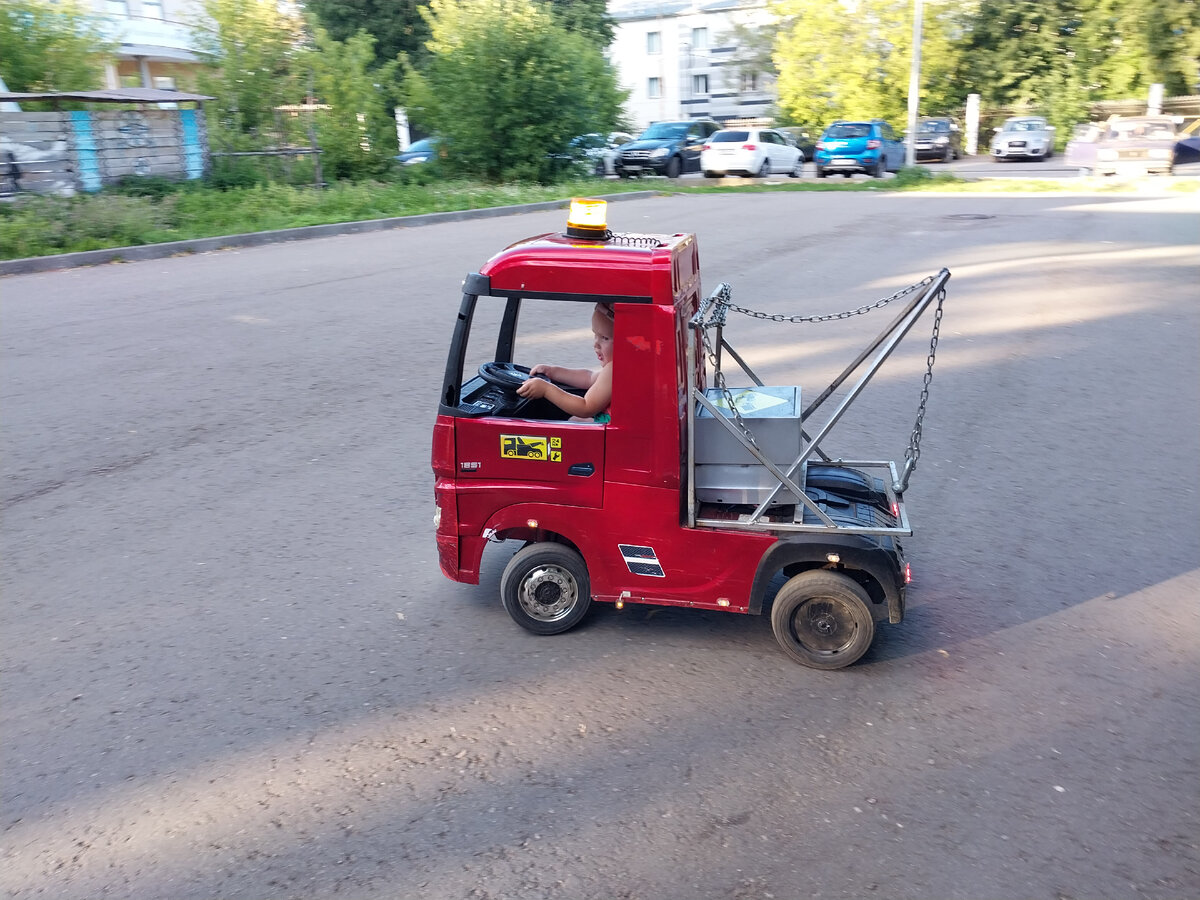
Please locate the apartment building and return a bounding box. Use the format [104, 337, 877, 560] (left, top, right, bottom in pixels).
[608, 0, 776, 131]
[90, 0, 205, 91]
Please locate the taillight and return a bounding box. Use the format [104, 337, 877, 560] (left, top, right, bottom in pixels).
[816, 141, 828, 150]
[702, 143, 711, 150]
[891, 501, 900, 518]
[904, 563, 912, 585]
[867, 139, 881, 149]
[742, 143, 757, 150]
[431, 417, 455, 477]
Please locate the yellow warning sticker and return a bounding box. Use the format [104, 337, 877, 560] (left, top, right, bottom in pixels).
[501, 434, 561, 461]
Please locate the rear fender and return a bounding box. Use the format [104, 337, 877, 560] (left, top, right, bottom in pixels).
[749, 538, 904, 623]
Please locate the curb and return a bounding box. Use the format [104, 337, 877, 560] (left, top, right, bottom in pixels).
[0, 190, 664, 277]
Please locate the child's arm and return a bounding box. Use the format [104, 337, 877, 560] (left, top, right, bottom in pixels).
[529, 364, 596, 390]
[518, 364, 612, 418]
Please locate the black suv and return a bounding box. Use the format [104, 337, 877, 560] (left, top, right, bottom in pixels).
[910, 117, 963, 162]
[616, 119, 720, 178]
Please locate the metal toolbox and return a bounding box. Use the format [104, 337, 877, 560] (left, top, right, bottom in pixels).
[694, 386, 804, 504]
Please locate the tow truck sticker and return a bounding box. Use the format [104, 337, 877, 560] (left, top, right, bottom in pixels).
[501, 434, 563, 462]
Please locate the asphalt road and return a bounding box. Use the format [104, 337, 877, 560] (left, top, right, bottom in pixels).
[3, 190, 1198, 900]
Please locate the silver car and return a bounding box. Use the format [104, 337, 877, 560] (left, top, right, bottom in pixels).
[991, 116, 1055, 161]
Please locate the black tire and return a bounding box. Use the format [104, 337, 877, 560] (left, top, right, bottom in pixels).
[790, 154, 805, 178]
[873, 157, 886, 178]
[703, 170, 720, 179]
[770, 570, 875, 669]
[500, 543, 591, 635]
[756, 158, 770, 177]
[942, 147, 952, 164]
[815, 166, 826, 179]
[665, 156, 682, 179]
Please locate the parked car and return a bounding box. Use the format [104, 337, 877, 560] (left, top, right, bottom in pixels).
[1089, 115, 1178, 176]
[615, 119, 721, 178]
[813, 119, 906, 178]
[776, 125, 817, 159]
[395, 137, 439, 166]
[700, 127, 805, 178]
[909, 116, 962, 162]
[990, 116, 1055, 161]
[1064, 122, 1102, 171]
[569, 131, 634, 176]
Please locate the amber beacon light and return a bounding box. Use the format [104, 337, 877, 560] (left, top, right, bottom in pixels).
[565, 198, 609, 240]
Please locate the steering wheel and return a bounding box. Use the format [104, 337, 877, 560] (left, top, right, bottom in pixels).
[478, 361, 535, 389]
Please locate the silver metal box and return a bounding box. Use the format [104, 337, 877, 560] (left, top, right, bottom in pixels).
[694, 386, 804, 505]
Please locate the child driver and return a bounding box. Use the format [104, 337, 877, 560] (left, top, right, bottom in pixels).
[516, 302, 614, 423]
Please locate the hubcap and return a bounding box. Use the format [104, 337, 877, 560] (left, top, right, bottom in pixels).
[518, 564, 578, 623]
[791, 598, 857, 654]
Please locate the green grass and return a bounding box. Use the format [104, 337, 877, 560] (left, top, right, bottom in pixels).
[1, 167, 1193, 261]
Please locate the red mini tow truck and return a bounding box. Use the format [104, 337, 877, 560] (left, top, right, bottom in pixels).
[432, 200, 949, 668]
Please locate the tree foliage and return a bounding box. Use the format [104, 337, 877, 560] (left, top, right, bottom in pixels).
[408, 0, 626, 182]
[192, 0, 306, 149]
[305, 26, 401, 180]
[0, 0, 114, 94]
[303, 0, 431, 69]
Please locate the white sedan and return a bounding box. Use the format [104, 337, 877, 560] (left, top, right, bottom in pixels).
[700, 128, 805, 178]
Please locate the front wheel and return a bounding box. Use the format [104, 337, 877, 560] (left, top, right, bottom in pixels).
[790, 155, 805, 178]
[770, 570, 875, 669]
[501, 543, 592, 635]
[665, 156, 682, 179]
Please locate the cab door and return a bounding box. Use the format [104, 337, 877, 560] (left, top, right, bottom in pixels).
[453, 417, 606, 536]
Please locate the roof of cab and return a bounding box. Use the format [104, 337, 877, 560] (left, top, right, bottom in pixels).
[474, 230, 694, 305]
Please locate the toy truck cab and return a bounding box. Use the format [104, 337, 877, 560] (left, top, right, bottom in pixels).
[433, 200, 949, 669]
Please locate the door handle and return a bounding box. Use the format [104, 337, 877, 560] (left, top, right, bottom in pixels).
[568, 463, 595, 477]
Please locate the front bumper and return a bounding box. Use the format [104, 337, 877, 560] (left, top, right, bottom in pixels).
[914, 143, 950, 160]
[616, 156, 670, 175]
[992, 145, 1048, 159]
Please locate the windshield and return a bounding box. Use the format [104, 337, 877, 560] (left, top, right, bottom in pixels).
[640, 123, 689, 140]
[919, 121, 949, 134]
[1107, 119, 1176, 141]
[825, 123, 871, 139]
[1003, 120, 1045, 133]
[407, 138, 435, 153]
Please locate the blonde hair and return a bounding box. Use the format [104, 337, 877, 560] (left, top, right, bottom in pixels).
[595, 302, 614, 320]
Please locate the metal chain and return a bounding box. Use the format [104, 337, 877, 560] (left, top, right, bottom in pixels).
[698, 283, 760, 449]
[725, 275, 935, 324]
[902, 285, 946, 479]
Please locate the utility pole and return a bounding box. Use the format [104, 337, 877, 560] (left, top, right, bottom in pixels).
[905, 0, 924, 168]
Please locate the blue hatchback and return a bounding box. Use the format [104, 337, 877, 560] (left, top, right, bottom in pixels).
[814, 120, 905, 178]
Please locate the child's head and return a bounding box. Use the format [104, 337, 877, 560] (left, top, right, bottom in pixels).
[592, 302, 614, 364]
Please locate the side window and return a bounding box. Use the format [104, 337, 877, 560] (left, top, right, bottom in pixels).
[647, 31, 661, 54]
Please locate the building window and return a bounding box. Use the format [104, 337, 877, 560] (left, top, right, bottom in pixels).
[106, 0, 129, 16]
[646, 31, 661, 54]
[741, 72, 758, 92]
[648, 77, 662, 99]
[153, 75, 176, 90]
[141, 0, 164, 19]
[692, 27, 708, 50]
[693, 74, 709, 95]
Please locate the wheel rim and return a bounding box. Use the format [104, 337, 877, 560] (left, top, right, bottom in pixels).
[517, 564, 579, 623]
[788, 596, 860, 655]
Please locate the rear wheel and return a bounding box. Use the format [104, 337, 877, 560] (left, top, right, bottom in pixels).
[665, 156, 682, 179]
[703, 170, 720, 179]
[815, 166, 826, 179]
[873, 157, 886, 178]
[770, 570, 875, 669]
[756, 157, 770, 177]
[501, 543, 591, 635]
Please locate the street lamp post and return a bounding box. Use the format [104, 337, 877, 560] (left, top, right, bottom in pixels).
[905, 0, 924, 168]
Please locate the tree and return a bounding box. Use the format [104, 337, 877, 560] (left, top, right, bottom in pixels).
[191, 0, 306, 149]
[304, 0, 431, 69]
[545, 0, 614, 47]
[408, 0, 627, 182]
[306, 26, 401, 179]
[0, 0, 114, 94]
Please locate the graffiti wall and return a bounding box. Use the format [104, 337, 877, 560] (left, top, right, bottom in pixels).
[0, 107, 208, 197]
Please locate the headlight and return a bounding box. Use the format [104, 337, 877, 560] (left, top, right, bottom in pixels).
[934, 136, 949, 144]
[1149, 148, 1171, 159]
[650, 147, 670, 158]
[1097, 149, 1118, 161]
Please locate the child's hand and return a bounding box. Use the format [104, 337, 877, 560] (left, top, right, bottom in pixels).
[516, 376, 551, 399]
[529, 364, 553, 378]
